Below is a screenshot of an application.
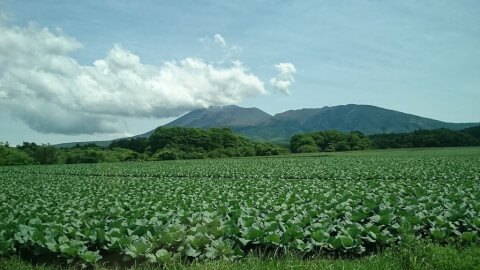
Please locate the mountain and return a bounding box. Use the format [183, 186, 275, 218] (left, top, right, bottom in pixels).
[132, 105, 272, 140]
[237, 104, 478, 143]
[274, 104, 477, 134]
[165, 105, 272, 128]
[55, 105, 272, 148]
[55, 104, 480, 147]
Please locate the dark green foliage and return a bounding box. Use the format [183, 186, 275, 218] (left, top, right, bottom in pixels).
[253, 142, 288, 156]
[370, 128, 480, 149]
[17, 142, 58, 165]
[146, 127, 288, 159]
[460, 125, 480, 141]
[4, 125, 480, 166]
[148, 127, 270, 159]
[0, 144, 34, 165]
[109, 137, 148, 153]
[297, 144, 319, 153]
[290, 130, 372, 153]
[152, 149, 179, 160]
[1, 127, 289, 166]
[62, 147, 145, 164]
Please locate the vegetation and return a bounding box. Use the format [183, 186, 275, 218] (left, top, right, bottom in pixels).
[1, 126, 480, 166]
[370, 128, 480, 149]
[229, 104, 480, 143]
[2, 243, 480, 269]
[112, 127, 288, 159]
[0, 148, 479, 268]
[0, 127, 287, 166]
[290, 130, 372, 153]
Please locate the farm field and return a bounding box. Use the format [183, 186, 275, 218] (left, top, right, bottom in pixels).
[1, 147, 479, 269]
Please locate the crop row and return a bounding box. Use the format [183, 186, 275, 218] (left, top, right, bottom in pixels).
[1, 148, 479, 263]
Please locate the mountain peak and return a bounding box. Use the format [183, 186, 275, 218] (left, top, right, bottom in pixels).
[164, 105, 272, 129]
[55, 104, 480, 147]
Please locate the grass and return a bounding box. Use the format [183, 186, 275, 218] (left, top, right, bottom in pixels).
[2, 243, 479, 270]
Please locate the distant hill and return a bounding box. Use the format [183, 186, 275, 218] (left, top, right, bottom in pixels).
[55, 139, 114, 148]
[55, 104, 480, 147]
[55, 105, 272, 148]
[234, 104, 479, 143]
[131, 105, 272, 140]
[165, 105, 272, 128]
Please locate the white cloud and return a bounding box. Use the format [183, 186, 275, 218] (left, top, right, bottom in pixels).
[214, 34, 227, 48]
[270, 62, 296, 95]
[0, 23, 267, 135]
[201, 33, 242, 64]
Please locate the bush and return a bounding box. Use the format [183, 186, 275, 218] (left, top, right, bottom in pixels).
[334, 141, 351, 151]
[297, 144, 318, 153]
[325, 144, 335, 152]
[152, 150, 179, 161]
[290, 130, 372, 153]
[184, 152, 206, 159]
[0, 145, 34, 165]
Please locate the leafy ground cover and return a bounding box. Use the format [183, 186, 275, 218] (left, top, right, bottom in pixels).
[0, 147, 479, 268]
[3, 243, 480, 269]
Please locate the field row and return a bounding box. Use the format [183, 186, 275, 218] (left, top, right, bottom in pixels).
[1, 149, 479, 181]
[1, 148, 479, 264]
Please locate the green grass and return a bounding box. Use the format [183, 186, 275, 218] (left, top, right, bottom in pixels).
[2, 243, 479, 270]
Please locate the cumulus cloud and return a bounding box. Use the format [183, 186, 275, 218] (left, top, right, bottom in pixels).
[270, 62, 296, 95]
[0, 23, 267, 135]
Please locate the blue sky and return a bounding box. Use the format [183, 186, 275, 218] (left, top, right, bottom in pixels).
[1, 0, 479, 145]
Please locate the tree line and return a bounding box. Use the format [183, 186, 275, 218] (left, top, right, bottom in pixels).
[289, 130, 372, 153]
[289, 126, 480, 153]
[369, 127, 480, 149]
[0, 127, 287, 165]
[1, 125, 479, 165]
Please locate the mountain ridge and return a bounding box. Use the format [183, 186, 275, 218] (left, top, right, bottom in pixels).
[54, 104, 480, 147]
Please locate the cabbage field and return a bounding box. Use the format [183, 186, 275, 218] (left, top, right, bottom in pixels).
[1, 148, 479, 265]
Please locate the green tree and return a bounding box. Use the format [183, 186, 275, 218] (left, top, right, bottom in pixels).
[0, 145, 34, 165]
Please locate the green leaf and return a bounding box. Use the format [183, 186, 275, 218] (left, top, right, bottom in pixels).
[462, 231, 477, 241]
[160, 231, 175, 245]
[287, 225, 304, 239]
[346, 224, 362, 238]
[238, 237, 250, 246]
[0, 241, 14, 255]
[340, 236, 355, 248]
[125, 238, 153, 258]
[379, 213, 393, 225]
[430, 228, 445, 240]
[155, 248, 172, 263]
[295, 239, 312, 251]
[79, 250, 102, 263]
[189, 233, 211, 249]
[311, 230, 329, 242]
[473, 218, 480, 228]
[265, 233, 281, 244]
[364, 231, 376, 243]
[205, 246, 218, 259]
[352, 211, 368, 222]
[329, 238, 342, 249]
[245, 228, 263, 241]
[185, 244, 201, 257]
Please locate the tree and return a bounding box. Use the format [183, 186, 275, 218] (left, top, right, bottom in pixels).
[0, 145, 34, 165]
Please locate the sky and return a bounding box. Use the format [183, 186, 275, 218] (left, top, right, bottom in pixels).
[0, 0, 479, 146]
